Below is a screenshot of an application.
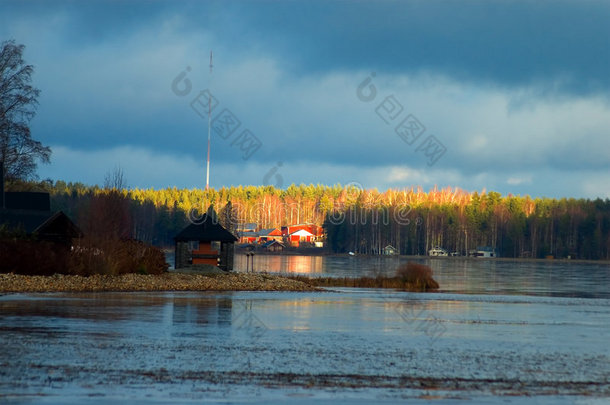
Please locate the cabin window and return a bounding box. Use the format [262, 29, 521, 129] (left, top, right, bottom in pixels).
[189, 241, 199, 251]
[211, 241, 220, 251]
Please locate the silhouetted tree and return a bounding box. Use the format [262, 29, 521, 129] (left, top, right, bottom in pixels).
[0, 40, 50, 183]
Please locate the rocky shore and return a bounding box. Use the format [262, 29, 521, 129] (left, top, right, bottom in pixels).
[0, 272, 319, 293]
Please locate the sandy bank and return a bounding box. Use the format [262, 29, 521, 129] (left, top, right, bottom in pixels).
[0, 272, 318, 293]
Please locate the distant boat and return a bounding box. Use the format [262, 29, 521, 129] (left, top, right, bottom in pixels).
[348, 251, 356, 256]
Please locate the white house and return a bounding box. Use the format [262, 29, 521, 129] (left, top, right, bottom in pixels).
[476, 246, 497, 258]
[429, 247, 449, 256]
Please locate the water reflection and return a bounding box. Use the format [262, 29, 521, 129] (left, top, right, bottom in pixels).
[166, 295, 232, 327]
[235, 255, 610, 298]
[234, 254, 325, 274]
[0, 293, 236, 342]
[1, 290, 609, 402]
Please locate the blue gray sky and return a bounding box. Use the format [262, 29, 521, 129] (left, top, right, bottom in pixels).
[2, 0, 609, 197]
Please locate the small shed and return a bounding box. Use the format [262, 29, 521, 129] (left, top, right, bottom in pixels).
[383, 245, 398, 255]
[0, 165, 82, 246]
[0, 179, 82, 246]
[174, 210, 237, 271]
[262, 239, 285, 252]
[0, 210, 82, 245]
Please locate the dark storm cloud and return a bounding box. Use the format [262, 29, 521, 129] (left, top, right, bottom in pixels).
[214, 0, 610, 95]
[7, 0, 608, 94]
[1, 0, 174, 44]
[1, 0, 609, 196]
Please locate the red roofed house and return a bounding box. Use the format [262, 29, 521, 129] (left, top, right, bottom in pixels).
[287, 228, 315, 247]
[282, 224, 323, 237]
[237, 231, 258, 244]
[257, 228, 283, 243]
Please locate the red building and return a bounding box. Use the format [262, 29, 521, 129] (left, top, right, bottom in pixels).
[281, 224, 323, 238]
[237, 231, 258, 244]
[287, 229, 315, 246]
[258, 228, 283, 243]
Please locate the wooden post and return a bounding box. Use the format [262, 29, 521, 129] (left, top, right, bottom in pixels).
[0, 161, 4, 209]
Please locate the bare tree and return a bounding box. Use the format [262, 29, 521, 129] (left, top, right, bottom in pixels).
[80, 166, 131, 240]
[104, 166, 127, 190]
[0, 40, 50, 183]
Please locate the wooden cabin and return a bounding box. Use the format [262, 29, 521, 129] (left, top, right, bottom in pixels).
[383, 245, 398, 255]
[0, 166, 82, 246]
[262, 239, 285, 252]
[0, 209, 82, 245]
[174, 210, 237, 271]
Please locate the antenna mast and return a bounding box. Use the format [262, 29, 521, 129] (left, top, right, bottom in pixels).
[205, 50, 213, 190]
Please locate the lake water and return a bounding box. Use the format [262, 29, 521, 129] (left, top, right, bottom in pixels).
[1, 256, 609, 404]
[234, 254, 610, 298]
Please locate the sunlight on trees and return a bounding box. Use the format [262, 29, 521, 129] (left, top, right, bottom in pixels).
[36, 181, 610, 260]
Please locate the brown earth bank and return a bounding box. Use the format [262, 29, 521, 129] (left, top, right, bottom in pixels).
[0, 272, 320, 293]
[0, 262, 439, 293]
[0, 271, 440, 293]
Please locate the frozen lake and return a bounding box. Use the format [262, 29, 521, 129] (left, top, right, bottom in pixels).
[1, 258, 609, 404]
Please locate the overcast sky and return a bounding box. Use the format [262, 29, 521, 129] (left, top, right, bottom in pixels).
[1, 0, 609, 197]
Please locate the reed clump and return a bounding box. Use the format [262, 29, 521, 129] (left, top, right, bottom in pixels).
[395, 262, 439, 290]
[287, 262, 439, 291]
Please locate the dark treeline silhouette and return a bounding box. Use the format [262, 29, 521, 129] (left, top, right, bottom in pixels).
[39, 181, 610, 260]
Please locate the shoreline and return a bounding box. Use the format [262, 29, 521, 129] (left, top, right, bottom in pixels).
[233, 250, 610, 265]
[0, 272, 320, 293]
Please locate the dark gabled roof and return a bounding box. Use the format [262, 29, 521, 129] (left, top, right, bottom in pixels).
[175, 213, 237, 242]
[262, 240, 284, 248]
[37, 211, 83, 239]
[0, 209, 83, 239]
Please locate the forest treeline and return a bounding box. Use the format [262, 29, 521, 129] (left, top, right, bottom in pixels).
[35, 181, 610, 260]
